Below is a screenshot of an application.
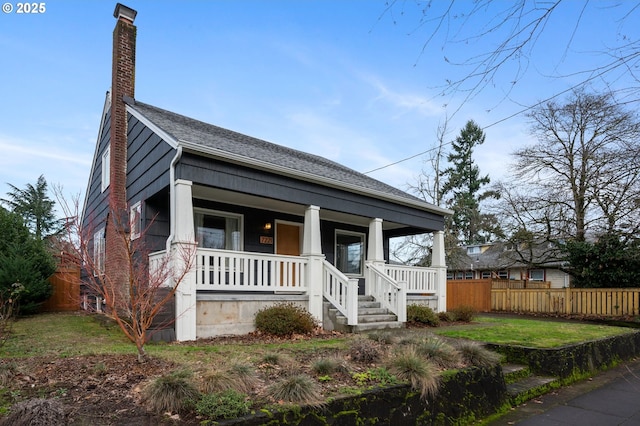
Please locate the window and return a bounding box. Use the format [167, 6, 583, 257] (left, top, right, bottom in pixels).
[455, 271, 464, 280]
[194, 209, 242, 250]
[467, 246, 481, 255]
[446, 272, 454, 280]
[529, 269, 545, 282]
[481, 271, 492, 279]
[465, 271, 474, 280]
[130, 201, 142, 240]
[335, 231, 365, 276]
[497, 270, 508, 279]
[101, 145, 110, 192]
[94, 227, 105, 276]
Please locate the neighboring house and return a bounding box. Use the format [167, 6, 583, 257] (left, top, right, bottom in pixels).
[447, 242, 572, 288]
[81, 4, 452, 341]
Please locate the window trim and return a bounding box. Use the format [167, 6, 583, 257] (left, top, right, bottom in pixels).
[130, 201, 142, 240]
[334, 229, 366, 277]
[101, 144, 110, 192]
[529, 269, 545, 282]
[94, 227, 105, 276]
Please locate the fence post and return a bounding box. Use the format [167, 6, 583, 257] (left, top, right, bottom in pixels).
[506, 287, 511, 311]
[565, 287, 571, 315]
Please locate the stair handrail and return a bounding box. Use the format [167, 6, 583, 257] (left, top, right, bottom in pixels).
[322, 260, 359, 326]
[365, 262, 407, 323]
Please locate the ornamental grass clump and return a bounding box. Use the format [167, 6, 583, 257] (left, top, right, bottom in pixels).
[311, 357, 347, 376]
[387, 347, 440, 399]
[456, 341, 503, 368]
[415, 336, 463, 369]
[254, 302, 317, 336]
[267, 373, 323, 406]
[348, 338, 383, 363]
[199, 369, 235, 394]
[142, 369, 200, 414]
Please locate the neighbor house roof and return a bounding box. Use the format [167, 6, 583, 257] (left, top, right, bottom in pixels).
[125, 98, 451, 215]
[449, 241, 565, 271]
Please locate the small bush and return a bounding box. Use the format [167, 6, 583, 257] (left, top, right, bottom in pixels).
[267, 374, 322, 406]
[254, 303, 317, 336]
[142, 369, 200, 414]
[438, 311, 455, 322]
[407, 304, 440, 327]
[450, 305, 477, 322]
[456, 341, 503, 368]
[348, 338, 382, 363]
[229, 363, 260, 393]
[199, 369, 235, 394]
[387, 347, 440, 398]
[262, 352, 282, 366]
[0, 362, 17, 387]
[367, 331, 397, 345]
[195, 389, 250, 420]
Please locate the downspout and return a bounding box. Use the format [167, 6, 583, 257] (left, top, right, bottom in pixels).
[166, 145, 183, 254]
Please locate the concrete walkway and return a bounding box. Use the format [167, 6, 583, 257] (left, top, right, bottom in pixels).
[488, 358, 640, 425]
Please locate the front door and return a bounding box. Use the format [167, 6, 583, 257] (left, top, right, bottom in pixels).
[276, 222, 302, 286]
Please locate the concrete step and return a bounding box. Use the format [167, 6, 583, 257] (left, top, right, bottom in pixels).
[358, 301, 381, 309]
[502, 363, 530, 384]
[357, 307, 390, 315]
[506, 374, 559, 404]
[352, 321, 405, 333]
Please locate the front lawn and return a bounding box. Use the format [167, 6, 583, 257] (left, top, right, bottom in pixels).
[435, 315, 635, 348]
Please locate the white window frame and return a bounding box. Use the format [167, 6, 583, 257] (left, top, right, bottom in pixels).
[193, 208, 244, 251]
[481, 271, 491, 279]
[529, 269, 545, 282]
[130, 201, 142, 240]
[94, 227, 105, 276]
[101, 144, 110, 192]
[465, 271, 474, 280]
[335, 229, 366, 277]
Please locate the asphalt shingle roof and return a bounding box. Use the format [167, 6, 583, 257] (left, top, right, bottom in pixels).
[128, 99, 426, 204]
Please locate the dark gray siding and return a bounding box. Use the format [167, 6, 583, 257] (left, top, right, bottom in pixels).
[178, 153, 444, 232]
[82, 109, 111, 233]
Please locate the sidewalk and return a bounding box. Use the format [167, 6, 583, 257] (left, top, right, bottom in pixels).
[488, 358, 640, 425]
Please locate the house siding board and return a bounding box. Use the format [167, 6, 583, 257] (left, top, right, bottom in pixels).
[179, 154, 444, 231]
[83, 109, 112, 231]
[126, 114, 173, 203]
[144, 190, 170, 252]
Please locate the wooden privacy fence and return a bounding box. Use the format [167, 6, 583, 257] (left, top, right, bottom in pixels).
[447, 279, 492, 312]
[41, 263, 80, 312]
[492, 287, 640, 317]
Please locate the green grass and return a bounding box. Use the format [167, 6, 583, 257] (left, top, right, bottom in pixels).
[435, 316, 635, 348]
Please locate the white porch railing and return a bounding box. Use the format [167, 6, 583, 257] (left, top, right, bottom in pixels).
[384, 264, 438, 294]
[195, 248, 308, 292]
[322, 260, 359, 325]
[366, 262, 407, 322]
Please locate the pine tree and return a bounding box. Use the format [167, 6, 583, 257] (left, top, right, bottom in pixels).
[441, 120, 501, 246]
[2, 175, 60, 240]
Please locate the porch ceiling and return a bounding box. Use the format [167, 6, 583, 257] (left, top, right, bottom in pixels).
[191, 185, 409, 231]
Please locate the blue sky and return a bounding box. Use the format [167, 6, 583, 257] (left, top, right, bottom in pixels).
[1, 1, 637, 208]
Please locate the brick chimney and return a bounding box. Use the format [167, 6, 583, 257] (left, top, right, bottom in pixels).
[106, 3, 137, 286]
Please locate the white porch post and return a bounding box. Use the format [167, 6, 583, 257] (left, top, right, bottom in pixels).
[173, 179, 197, 341]
[366, 218, 385, 296]
[431, 230, 447, 313]
[302, 205, 324, 323]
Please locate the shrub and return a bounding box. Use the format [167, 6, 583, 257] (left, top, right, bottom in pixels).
[367, 331, 397, 344]
[254, 303, 317, 336]
[415, 336, 462, 369]
[348, 338, 382, 363]
[438, 311, 455, 322]
[407, 304, 440, 326]
[142, 369, 200, 414]
[267, 374, 322, 406]
[195, 389, 250, 420]
[456, 341, 503, 368]
[387, 347, 440, 398]
[450, 305, 477, 322]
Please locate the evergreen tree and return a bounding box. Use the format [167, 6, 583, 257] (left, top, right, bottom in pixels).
[441, 120, 501, 246]
[2, 175, 60, 240]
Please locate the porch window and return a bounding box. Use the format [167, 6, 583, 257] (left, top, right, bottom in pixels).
[194, 209, 242, 251]
[335, 230, 365, 276]
[529, 269, 545, 281]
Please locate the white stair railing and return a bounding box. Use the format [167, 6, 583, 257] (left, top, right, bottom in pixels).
[322, 260, 358, 325]
[366, 262, 406, 322]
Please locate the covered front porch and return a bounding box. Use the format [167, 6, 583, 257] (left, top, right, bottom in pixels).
[154, 180, 447, 340]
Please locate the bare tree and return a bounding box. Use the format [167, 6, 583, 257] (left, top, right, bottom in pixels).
[510, 90, 640, 242]
[56, 192, 195, 362]
[382, 1, 640, 110]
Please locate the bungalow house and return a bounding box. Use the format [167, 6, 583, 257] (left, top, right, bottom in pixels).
[447, 242, 572, 288]
[81, 4, 451, 341]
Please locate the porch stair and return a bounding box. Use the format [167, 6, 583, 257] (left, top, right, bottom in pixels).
[325, 295, 404, 333]
[503, 363, 559, 405]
